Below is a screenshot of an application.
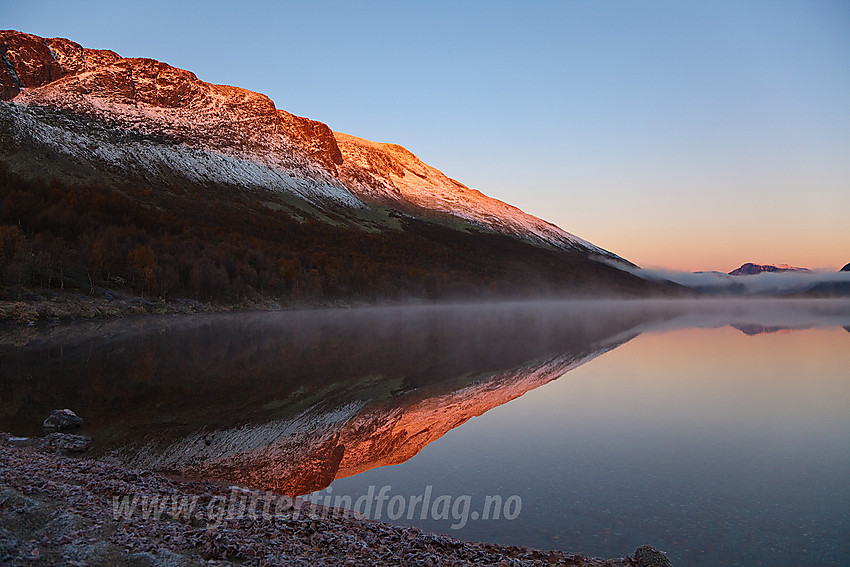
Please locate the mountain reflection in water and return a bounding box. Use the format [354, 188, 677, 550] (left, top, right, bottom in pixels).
[0, 301, 668, 491]
[1, 299, 848, 498]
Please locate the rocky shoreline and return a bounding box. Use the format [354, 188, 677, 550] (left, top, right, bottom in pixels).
[0, 435, 672, 567]
[0, 288, 286, 325]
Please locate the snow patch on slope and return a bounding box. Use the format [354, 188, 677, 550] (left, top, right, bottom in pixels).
[9, 54, 365, 209]
[2, 101, 365, 208]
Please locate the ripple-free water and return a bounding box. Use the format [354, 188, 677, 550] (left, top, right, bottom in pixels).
[3, 299, 849, 566]
[320, 306, 850, 566]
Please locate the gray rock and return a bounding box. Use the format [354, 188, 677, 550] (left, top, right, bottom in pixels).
[129, 548, 197, 567]
[0, 488, 44, 514]
[46, 433, 91, 453]
[35, 511, 86, 541]
[0, 526, 19, 558]
[42, 409, 83, 432]
[634, 545, 673, 567]
[62, 541, 116, 566]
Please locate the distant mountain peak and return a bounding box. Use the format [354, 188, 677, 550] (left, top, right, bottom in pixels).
[729, 263, 811, 276]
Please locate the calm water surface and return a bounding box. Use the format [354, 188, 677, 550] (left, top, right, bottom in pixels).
[2, 299, 848, 566]
[325, 322, 850, 566]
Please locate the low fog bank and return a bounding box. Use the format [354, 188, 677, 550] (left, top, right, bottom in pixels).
[617, 297, 850, 333]
[492, 297, 850, 334]
[626, 267, 850, 296]
[4, 297, 848, 354]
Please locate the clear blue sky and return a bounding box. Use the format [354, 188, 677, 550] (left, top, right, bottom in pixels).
[6, 0, 849, 270]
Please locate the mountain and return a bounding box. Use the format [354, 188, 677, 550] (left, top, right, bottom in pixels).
[729, 262, 811, 276]
[0, 30, 680, 304]
[0, 30, 370, 211]
[841, 263, 850, 272]
[0, 29, 607, 253]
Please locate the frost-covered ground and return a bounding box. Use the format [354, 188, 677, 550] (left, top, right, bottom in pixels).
[0, 440, 657, 566]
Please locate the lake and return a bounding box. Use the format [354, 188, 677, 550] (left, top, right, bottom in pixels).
[1, 299, 848, 566]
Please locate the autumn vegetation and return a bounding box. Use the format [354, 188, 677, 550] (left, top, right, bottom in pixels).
[0, 161, 666, 307]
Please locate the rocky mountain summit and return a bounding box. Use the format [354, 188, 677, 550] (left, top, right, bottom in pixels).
[1, 30, 359, 210]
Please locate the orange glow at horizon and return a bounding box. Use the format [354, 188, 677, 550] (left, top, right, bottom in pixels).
[576, 226, 849, 273]
[538, 169, 850, 273]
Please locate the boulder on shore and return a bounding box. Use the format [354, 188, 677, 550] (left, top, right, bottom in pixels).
[42, 409, 83, 432]
[633, 545, 673, 567]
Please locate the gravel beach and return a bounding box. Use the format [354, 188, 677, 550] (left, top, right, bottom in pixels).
[0, 435, 672, 567]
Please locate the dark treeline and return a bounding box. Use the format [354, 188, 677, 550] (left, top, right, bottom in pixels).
[0, 162, 653, 304]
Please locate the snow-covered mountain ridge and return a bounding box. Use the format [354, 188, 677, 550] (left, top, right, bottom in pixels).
[1, 29, 623, 259]
[335, 133, 613, 254]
